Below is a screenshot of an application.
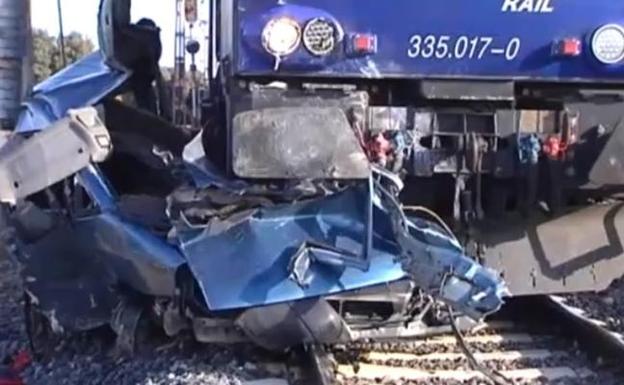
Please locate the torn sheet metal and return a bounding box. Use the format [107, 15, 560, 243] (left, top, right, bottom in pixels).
[10, 51, 129, 210]
[16, 52, 130, 133]
[173, 184, 406, 311]
[394, 213, 507, 319]
[371, 171, 508, 319]
[12, 208, 185, 331]
[172, 156, 506, 318]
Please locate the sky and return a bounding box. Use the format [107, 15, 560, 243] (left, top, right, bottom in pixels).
[31, 0, 187, 66]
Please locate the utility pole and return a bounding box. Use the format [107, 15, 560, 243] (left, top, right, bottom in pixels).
[0, 0, 33, 129]
[57, 0, 67, 67]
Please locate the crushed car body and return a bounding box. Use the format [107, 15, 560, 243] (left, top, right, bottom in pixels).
[0, 46, 507, 351]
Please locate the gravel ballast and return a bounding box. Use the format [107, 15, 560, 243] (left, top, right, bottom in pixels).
[0, 254, 271, 385]
[565, 279, 624, 335]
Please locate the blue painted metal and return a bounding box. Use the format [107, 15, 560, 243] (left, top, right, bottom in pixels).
[241, 4, 344, 70]
[177, 138, 506, 316]
[175, 184, 407, 311]
[235, 0, 624, 81]
[16, 51, 130, 133]
[174, 166, 507, 316]
[15, 51, 129, 210]
[76, 165, 119, 212]
[72, 212, 186, 297]
[14, 208, 186, 331]
[10, 50, 185, 299]
[396, 217, 508, 320]
[12, 51, 410, 312]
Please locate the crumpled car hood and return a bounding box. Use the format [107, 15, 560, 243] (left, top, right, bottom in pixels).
[173, 183, 406, 311]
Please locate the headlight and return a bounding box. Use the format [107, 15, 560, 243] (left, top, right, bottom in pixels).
[303, 18, 337, 56]
[262, 17, 301, 57]
[592, 24, 624, 64]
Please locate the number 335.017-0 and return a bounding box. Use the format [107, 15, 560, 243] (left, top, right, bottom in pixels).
[408, 35, 521, 61]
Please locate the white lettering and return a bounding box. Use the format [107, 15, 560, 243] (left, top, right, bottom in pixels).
[407, 34, 522, 62]
[517, 0, 534, 12]
[502, 0, 554, 12]
[540, 0, 554, 12]
[502, 0, 519, 12]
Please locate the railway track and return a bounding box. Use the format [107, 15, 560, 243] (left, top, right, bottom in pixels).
[142, 295, 623, 385]
[253, 296, 624, 385]
[333, 326, 594, 384]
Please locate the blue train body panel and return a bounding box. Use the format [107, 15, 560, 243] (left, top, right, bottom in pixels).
[235, 0, 624, 81]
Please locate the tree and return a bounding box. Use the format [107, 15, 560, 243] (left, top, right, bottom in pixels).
[32, 29, 95, 83]
[32, 29, 57, 83]
[61, 32, 96, 65]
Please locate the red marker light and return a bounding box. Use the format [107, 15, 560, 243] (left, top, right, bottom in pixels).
[543, 136, 562, 159]
[553, 38, 582, 57]
[352, 33, 377, 54]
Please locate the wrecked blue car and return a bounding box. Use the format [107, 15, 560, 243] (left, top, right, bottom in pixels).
[0, 0, 508, 352]
[0, 69, 504, 353]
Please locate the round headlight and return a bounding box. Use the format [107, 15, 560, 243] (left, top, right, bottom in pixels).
[303, 18, 337, 56]
[592, 24, 624, 64]
[262, 17, 301, 57]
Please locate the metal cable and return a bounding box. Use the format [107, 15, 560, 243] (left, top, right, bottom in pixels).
[403, 205, 458, 243]
[374, 160, 509, 383]
[448, 305, 514, 385]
